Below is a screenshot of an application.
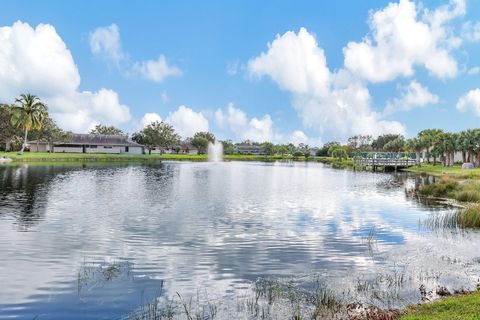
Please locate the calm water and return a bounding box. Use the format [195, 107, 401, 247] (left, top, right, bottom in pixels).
[1, 161, 480, 319]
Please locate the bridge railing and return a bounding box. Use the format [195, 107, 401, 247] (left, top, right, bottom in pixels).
[353, 158, 417, 167]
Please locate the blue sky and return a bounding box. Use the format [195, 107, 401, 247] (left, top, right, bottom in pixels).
[0, 0, 479, 145]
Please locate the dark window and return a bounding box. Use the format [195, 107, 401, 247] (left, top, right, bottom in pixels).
[125, 146, 129, 152]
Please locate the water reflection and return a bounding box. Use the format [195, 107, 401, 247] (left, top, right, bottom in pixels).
[0, 161, 479, 319]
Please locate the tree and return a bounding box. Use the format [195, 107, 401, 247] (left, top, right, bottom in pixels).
[383, 137, 405, 154]
[298, 143, 310, 158]
[372, 134, 403, 151]
[29, 117, 72, 152]
[90, 124, 125, 136]
[190, 132, 215, 154]
[261, 142, 276, 156]
[418, 129, 444, 163]
[330, 146, 348, 160]
[318, 141, 340, 157]
[0, 104, 21, 151]
[407, 138, 426, 167]
[277, 145, 289, 156]
[132, 121, 180, 154]
[221, 140, 235, 155]
[10, 94, 48, 154]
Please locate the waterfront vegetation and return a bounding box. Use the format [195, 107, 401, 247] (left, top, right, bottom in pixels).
[401, 291, 480, 320]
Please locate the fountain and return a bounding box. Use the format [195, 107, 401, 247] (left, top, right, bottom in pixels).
[208, 140, 223, 162]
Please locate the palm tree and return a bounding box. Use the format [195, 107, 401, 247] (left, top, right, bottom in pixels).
[407, 138, 426, 167]
[418, 129, 444, 163]
[10, 94, 48, 154]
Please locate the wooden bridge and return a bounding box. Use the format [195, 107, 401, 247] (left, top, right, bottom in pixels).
[353, 158, 417, 171]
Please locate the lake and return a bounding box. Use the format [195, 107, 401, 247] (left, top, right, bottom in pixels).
[1, 161, 479, 319]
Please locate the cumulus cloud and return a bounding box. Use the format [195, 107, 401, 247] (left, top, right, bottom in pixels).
[89, 23, 124, 64]
[343, 0, 463, 82]
[89, 24, 181, 82]
[141, 112, 162, 127]
[249, 28, 330, 97]
[165, 105, 209, 138]
[214, 104, 277, 142]
[0, 21, 131, 132]
[133, 55, 182, 82]
[247, 28, 405, 140]
[384, 80, 439, 114]
[456, 89, 480, 116]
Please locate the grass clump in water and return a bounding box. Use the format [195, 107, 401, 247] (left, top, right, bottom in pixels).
[418, 177, 459, 198]
[457, 204, 480, 228]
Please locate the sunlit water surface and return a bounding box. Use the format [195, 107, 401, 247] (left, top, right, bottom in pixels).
[0, 161, 479, 319]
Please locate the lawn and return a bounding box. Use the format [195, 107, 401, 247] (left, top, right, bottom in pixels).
[0, 152, 354, 166]
[405, 163, 480, 179]
[401, 291, 480, 320]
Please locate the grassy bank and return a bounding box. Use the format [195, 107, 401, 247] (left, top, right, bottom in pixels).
[401, 291, 480, 320]
[0, 151, 163, 162]
[405, 163, 480, 179]
[0, 152, 354, 168]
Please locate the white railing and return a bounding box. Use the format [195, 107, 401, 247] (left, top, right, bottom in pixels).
[353, 158, 417, 167]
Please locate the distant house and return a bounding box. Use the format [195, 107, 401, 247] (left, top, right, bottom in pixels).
[148, 142, 198, 155]
[182, 142, 198, 155]
[235, 145, 264, 155]
[309, 147, 319, 156]
[29, 133, 144, 154]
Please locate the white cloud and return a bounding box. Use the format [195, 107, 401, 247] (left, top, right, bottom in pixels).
[384, 80, 439, 114]
[288, 130, 323, 147]
[133, 55, 182, 83]
[89, 24, 181, 82]
[0, 21, 131, 132]
[462, 21, 480, 42]
[343, 0, 463, 82]
[468, 67, 480, 75]
[165, 105, 209, 138]
[289, 130, 307, 145]
[214, 104, 277, 142]
[456, 88, 480, 116]
[248, 28, 405, 140]
[141, 112, 162, 127]
[89, 23, 124, 64]
[248, 28, 330, 97]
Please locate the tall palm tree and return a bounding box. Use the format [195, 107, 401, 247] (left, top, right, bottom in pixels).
[10, 94, 48, 154]
[407, 138, 426, 167]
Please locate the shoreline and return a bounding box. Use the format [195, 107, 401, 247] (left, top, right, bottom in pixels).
[0, 152, 354, 166]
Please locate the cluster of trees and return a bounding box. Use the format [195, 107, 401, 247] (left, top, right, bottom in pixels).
[320, 129, 480, 167]
[1, 94, 71, 153]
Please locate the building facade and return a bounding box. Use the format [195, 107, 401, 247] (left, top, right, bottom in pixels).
[29, 134, 144, 154]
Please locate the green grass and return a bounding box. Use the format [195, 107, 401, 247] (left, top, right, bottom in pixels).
[401, 291, 480, 320]
[405, 163, 480, 179]
[0, 151, 163, 162]
[0, 152, 354, 167]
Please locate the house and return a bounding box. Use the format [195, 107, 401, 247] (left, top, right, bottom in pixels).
[182, 142, 198, 155]
[148, 142, 198, 155]
[29, 133, 144, 154]
[235, 145, 264, 155]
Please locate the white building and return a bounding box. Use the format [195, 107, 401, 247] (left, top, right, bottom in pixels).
[29, 133, 144, 154]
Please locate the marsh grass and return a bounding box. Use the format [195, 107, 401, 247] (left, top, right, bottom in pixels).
[422, 204, 480, 229]
[77, 260, 131, 293]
